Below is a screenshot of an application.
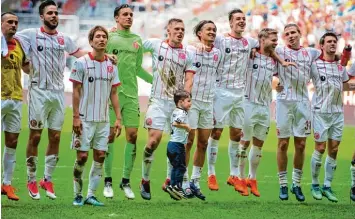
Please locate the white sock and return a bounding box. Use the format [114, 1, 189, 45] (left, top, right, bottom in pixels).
[26, 156, 38, 182]
[142, 146, 154, 181]
[191, 166, 202, 189]
[324, 156, 336, 188]
[278, 171, 287, 187]
[248, 145, 262, 179]
[351, 165, 355, 188]
[44, 154, 59, 182]
[87, 161, 103, 198]
[207, 138, 219, 176]
[2, 147, 16, 185]
[311, 150, 323, 185]
[73, 160, 85, 196]
[182, 168, 189, 189]
[238, 145, 247, 179]
[292, 168, 303, 187]
[167, 158, 172, 180]
[228, 140, 240, 176]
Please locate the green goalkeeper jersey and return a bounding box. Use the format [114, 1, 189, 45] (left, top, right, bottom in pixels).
[106, 29, 152, 98]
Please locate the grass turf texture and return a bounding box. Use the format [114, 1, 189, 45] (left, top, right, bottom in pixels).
[2, 106, 355, 219]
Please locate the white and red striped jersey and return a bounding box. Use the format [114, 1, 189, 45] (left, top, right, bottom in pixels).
[69, 53, 120, 122]
[245, 52, 277, 106]
[275, 46, 320, 101]
[214, 34, 258, 90]
[310, 58, 349, 113]
[15, 27, 79, 91]
[143, 39, 194, 100]
[186, 45, 222, 103]
[349, 62, 355, 76]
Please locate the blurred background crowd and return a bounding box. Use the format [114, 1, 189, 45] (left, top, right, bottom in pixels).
[1, 0, 354, 93]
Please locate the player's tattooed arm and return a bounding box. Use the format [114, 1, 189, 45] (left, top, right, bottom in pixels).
[72, 82, 82, 136]
[110, 86, 122, 137]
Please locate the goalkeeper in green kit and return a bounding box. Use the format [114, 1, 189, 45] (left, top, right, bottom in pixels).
[104, 4, 152, 199]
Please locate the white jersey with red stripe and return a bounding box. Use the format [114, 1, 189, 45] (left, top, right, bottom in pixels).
[275, 46, 320, 101]
[349, 61, 355, 76]
[143, 38, 193, 100]
[15, 27, 79, 91]
[310, 57, 349, 113]
[245, 52, 277, 106]
[69, 53, 120, 123]
[186, 45, 222, 103]
[214, 34, 258, 90]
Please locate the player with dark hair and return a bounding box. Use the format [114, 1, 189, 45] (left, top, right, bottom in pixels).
[103, 3, 152, 200]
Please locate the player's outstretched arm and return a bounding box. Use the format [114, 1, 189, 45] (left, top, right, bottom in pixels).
[110, 86, 122, 137]
[271, 51, 297, 68]
[136, 39, 153, 84]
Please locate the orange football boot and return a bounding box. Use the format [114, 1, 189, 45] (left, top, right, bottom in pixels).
[208, 175, 219, 191]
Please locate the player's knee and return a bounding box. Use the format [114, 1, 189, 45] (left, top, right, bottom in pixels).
[95, 151, 106, 163]
[77, 153, 88, 164]
[197, 139, 208, 151]
[30, 133, 42, 147]
[5, 137, 18, 148]
[49, 132, 61, 145]
[295, 141, 306, 151]
[127, 132, 138, 144]
[148, 138, 159, 148]
[211, 129, 222, 139]
[278, 140, 288, 152]
[108, 133, 115, 143]
[329, 146, 339, 156]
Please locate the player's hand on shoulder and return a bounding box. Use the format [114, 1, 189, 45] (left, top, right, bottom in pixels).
[107, 54, 118, 65]
[114, 119, 122, 137]
[109, 27, 117, 33]
[282, 60, 297, 68]
[250, 48, 257, 59]
[73, 116, 82, 136]
[276, 83, 284, 93]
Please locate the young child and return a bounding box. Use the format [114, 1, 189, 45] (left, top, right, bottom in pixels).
[165, 90, 192, 200]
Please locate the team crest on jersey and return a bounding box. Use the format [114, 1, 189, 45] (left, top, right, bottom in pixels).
[337, 65, 343, 71]
[302, 50, 308, 56]
[179, 53, 186, 60]
[57, 36, 64, 45]
[107, 66, 113, 73]
[314, 132, 320, 140]
[133, 41, 140, 49]
[145, 118, 152, 126]
[213, 54, 218, 61]
[241, 38, 248, 47]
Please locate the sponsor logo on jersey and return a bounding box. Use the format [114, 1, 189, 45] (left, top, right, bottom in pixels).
[158, 55, 164, 61]
[320, 76, 326, 81]
[37, 46, 43, 51]
[57, 36, 64, 45]
[193, 62, 201, 68]
[253, 64, 258, 69]
[225, 48, 231, 53]
[112, 49, 118, 55]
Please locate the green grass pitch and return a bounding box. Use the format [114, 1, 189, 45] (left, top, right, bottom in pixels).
[1, 106, 355, 219]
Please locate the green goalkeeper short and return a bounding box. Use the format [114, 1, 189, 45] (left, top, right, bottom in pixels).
[109, 93, 140, 128]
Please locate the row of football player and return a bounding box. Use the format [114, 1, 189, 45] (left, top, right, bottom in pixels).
[1, 1, 355, 206]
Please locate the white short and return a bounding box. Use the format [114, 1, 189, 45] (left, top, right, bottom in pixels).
[188, 100, 213, 129]
[275, 100, 311, 138]
[241, 101, 270, 141]
[1, 99, 22, 133]
[312, 112, 344, 142]
[28, 86, 64, 131]
[144, 98, 175, 131]
[71, 121, 110, 152]
[213, 88, 244, 129]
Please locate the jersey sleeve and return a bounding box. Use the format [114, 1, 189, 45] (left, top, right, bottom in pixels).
[214, 35, 222, 49]
[174, 110, 187, 124]
[246, 37, 259, 49]
[14, 28, 35, 56]
[307, 48, 321, 61]
[64, 35, 79, 55]
[342, 66, 350, 82]
[185, 46, 197, 73]
[348, 62, 355, 77]
[112, 66, 121, 87]
[69, 60, 84, 84]
[143, 38, 160, 53]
